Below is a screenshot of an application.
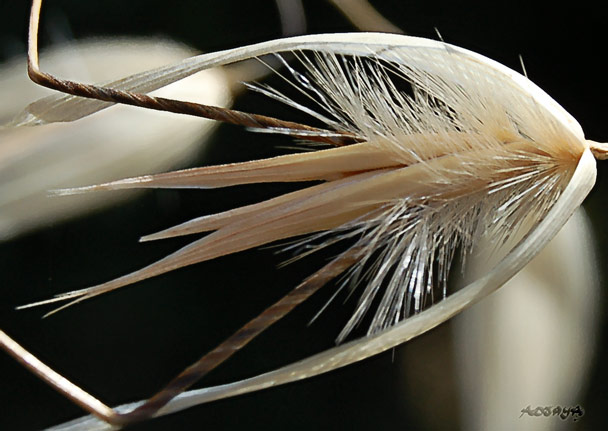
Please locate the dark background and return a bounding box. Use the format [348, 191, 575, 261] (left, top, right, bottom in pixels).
[1, 1, 607, 430]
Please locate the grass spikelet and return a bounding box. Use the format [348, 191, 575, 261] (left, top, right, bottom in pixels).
[39, 48, 581, 341]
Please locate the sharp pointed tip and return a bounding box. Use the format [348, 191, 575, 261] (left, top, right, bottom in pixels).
[42, 308, 62, 319]
[16, 290, 89, 314]
[49, 183, 111, 196]
[140, 227, 182, 242]
[49, 176, 153, 197]
[15, 298, 60, 310]
[15, 300, 60, 318]
[139, 233, 162, 242]
[48, 187, 85, 197]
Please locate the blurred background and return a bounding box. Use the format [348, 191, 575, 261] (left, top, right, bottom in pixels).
[0, 1, 606, 429]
